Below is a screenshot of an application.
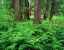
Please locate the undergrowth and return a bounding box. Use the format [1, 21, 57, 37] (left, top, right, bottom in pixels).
[0, 17, 64, 50]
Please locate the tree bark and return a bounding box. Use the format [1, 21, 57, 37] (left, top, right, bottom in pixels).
[49, 0, 58, 20]
[24, 0, 30, 20]
[34, 0, 41, 24]
[14, 0, 22, 21]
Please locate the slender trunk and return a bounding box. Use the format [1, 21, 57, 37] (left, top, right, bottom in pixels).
[11, 0, 14, 8]
[43, 0, 50, 19]
[24, 0, 30, 20]
[49, 0, 58, 20]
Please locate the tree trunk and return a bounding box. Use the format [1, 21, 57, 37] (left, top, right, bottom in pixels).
[49, 0, 58, 20]
[11, 0, 14, 8]
[43, 0, 50, 19]
[34, 0, 41, 24]
[24, 0, 30, 20]
[14, 0, 22, 21]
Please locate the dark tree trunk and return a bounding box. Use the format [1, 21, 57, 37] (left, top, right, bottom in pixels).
[34, 0, 41, 24]
[14, 0, 22, 21]
[11, 0, 14, 8]
[24, 0, 30, 20]
[49, 0, 58, 20]
[43, 0, 50, 19]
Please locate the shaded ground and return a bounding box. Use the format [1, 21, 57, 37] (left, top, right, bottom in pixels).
[0, 16, 64, 50]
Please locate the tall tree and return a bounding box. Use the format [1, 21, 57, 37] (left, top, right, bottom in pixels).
[11, 0, 14, 8]
[14, 0, 22, 21]
[49, 0, 58, 20]
[43, 0, 50, 19]
[34, 0, 41, 24]
[24, 0, 30, 20]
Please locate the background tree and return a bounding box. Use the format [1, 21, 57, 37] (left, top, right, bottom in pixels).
[49, 0, 59, 20]
[43, 0, 50, 19]
[24, 0, 30, 20]
[34, 0, 41, 24]
[14, 0, 22, 21]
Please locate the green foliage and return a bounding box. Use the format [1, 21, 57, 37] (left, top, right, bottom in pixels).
[0, 0, 15, 22]
[0, 0, 64, 50]
[0, 16, 64, 50]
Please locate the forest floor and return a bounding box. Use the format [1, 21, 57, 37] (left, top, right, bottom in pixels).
[0, 16, 64, 50]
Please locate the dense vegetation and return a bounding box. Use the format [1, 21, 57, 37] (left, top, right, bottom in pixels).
[0, 0, 64, 50]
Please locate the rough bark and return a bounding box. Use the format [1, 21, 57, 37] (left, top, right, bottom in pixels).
[34, 0, 41, 24]
[14, 0, 22, 21]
